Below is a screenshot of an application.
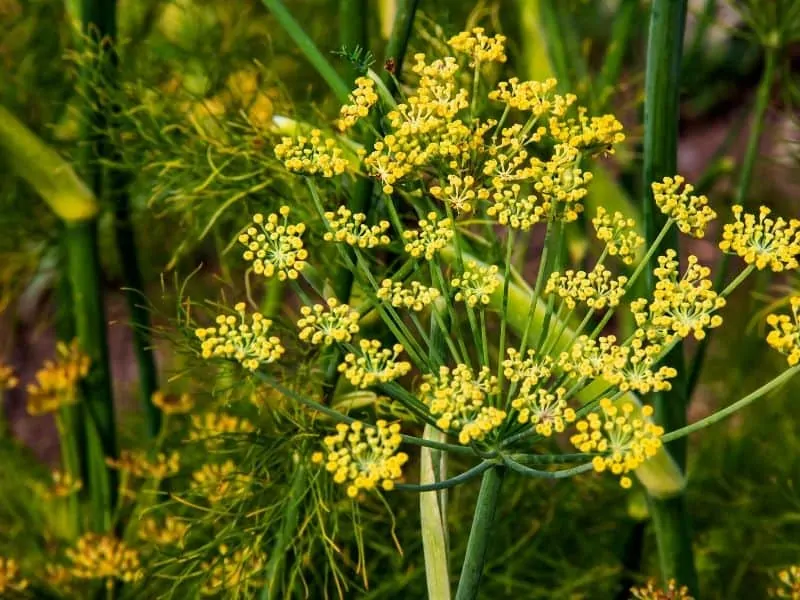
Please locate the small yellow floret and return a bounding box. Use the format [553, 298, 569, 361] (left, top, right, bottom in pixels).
[719, 205, 800, 272]
[766, 296, 800, 367]
[338, 340, 411, 388]
[239, 208, 308, 281]
[297, 298, 360, 346]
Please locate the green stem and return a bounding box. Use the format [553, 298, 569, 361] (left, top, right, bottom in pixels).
[641, 0, 697, 593]
[454, 466, 505, 600]
[397, 461, 494, 492]
[64, 221, 117, 532]
[594, 0, 638, 110]
[501, 456, 594, 479]
[382, 0, 420, 94]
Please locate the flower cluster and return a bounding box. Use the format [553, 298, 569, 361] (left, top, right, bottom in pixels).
[511, 387, 575, 437]
[312, 420, 408, 497]
[503, 348, 554, 388]
[274, 129, 348, 177]
[0, 363, 17, 391]
[201, 546, 266, 595]
[106, 450, 181, 480]
[451, 260, 500, 307]
[337, 76, 378, 131]
[448, 27, 507, 66]
[766, 297, 800, 367]
[39, 470, 82, 500]
[66, 534, 142, 585]
[592, 207, 644, 265]
[323, 206, 391, 248]
[719, 205, 800, 272]
[546, 265, 628, 310]
[195, 303, 284, 371]
[26, 339, 90, 416]
[488, 77, 562, 115]
[570, 399, 663, 489]
[297, 298, 360, 346]
[402, 212, 454, 260]
[191, 460, 253, 503]
[239, 208, 308, 280]
[630, 579, 694, 600]
[377, 279, 440, 311]
[0, 558, 28, 594]
[138, 516, 189, 547]
[338, 340, 411, 388]
[773, 565, 800, 599]
[633, 252, 725, 342]
[652, 175, 716, 238]
[430, 174, 488, 214]
[420, 365, 506, 444]
[151, 390, 194, 415]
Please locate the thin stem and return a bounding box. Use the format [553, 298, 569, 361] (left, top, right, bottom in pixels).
[497, 231, 515, 387]
[395, 461, 494, 492]
[663, 366, 800, 443]
[502, 456, 594, 479]
[454, 466, 505, 600]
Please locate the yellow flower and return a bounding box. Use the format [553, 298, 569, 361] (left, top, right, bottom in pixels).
[430, 174, 488, 214]
[630, 579, 694, 600]
[766, 296, 800, 367]
[0, 363, 18, 390]
[773, 565, 800, 599]
[592, 207, 644, 265]
[323, 206, 391, 248]
[402, 212, 454, 260]
[420, 364, 506, 445]
[548, 107, 625, 154]
[488, 77, 564, 116]
[313, 420, 408, 497]
[651, 175, 716, 238]
[274, 129, 348, 177]
[338, 340, 411, 388]
[511, 386, 576, 437]
[719, 205, 800, 272]
[632, 252, 725, 342]
[377, 279, 441, 312]
[570, 399, 663, 489]
[297, 298, 360, 346]
[546, 265, 628, 310]
[195, 302, 284, 371]
[44, 564, 72, 587]
[151, 390, 194, 415]
[452, 260, 500, 307]
[190, 412, 256, 446]
[503, 348, 554, 390]
[66, 534, 141, 584]
[337, 76, 378, 131]
[191, 460, 253, 503]
[239, 207, 308, 281]
[487, 182, 547, 230]
[106, 450, 180, 479]
[138, 516, 189, 547]
[201, 546, 265, 595]
[0, 557, 28, 594]
[38, 470, 82, 500]
[558, 335, 627, 380]
[447, 27, 507, 66]
[26, 339, 90, 416]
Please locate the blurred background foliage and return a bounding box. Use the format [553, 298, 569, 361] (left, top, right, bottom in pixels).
[1, 0, 799, 598]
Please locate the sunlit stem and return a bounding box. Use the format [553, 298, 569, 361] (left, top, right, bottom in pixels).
[626, 217, 674, 292]
[720, 264, 755, 298]
[662, 366, 800, 443]
[497, 230, 516, 387]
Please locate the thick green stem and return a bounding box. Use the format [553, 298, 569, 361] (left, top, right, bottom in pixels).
[455, 466, 505, 600]
[641, 0, 697, 593]
[64, 221, 117, 532]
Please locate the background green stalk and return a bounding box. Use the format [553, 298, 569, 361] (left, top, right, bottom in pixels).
[454, 466, 505, 600]
[641, 0, 698, 593]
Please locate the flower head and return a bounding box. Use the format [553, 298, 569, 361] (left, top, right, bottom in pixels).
[195, 303, 284, 370]
[447, 27, 507, 66]
[570, 399, 663, 489]
[630, 578, 694, 600]
[503, 348, 554, 390]
[430, 174, 488, 214]
[651, 175, 716, 238]
[274, 129, 348, 177]
[338, 340, 411, 388]
[451, 260, 500, 307]
[773, 565, 800, 599]
[420, 364, 506, 444]
[0, 363, 18, 391]
[546, 265, 628, 310]
[201, 546, 265, 595]
[151, 390, 194, 415]
[239, 208, 308, 280]
[511, 387, 576, 436]
[337, 76, 378, 131]
[719, 205, 800, 272]
[38, 470, 82, 500]
[593, 207, 644, 265]
[66, 534, 141, 584]
[0, 558, 28, 594]
[312, 420, 408, 497]
[191, 460, 253, 503]
[488, 77, 563, 116]
[766, 296, 800, 366]
[138, 516, 189, 548]
[403, 212, 454, 260]
[323, 206, 391, 248]
[377, 279, 441, 311]
[106, 450, 181, 480]
[26, 339, 90, 416]
[297, 298, 360, 346]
